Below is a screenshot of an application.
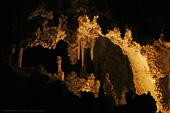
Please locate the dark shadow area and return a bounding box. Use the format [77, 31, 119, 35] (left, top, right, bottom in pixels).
[115, 90, 157, 113]
[0, 61, 157, 113]
[0, 55, 157, 113]
[0, 60, 110, 112]
[84, 48, 95, 75]
[22, 40, 81, 75]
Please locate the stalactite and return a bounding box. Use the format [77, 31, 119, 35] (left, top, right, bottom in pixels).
[90, 47, 93, 61]
[78, 42, 80, 60]
[90, 39, 96, 61]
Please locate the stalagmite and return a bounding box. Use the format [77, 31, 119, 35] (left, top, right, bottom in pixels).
[18, 47, 23, 68]
[57, 56, 64, 81]
[57, 56, 62, 72]
[103, 73, 119, 105]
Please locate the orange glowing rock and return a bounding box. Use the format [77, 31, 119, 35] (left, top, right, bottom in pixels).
[22, 13, 170, 112]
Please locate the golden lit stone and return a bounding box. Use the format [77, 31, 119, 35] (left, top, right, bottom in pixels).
[22, 14, 170, 112]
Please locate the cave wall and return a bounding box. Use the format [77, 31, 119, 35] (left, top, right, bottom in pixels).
[105, 28, 170, 113]
[141, 40, 170, 111]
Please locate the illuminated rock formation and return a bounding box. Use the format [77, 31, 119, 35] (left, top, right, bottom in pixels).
[65, 71, 86, 96]
[57, 56, 64, 81]
[66, 16, 170, 112]
[2, 1, 170, 112]
[81, 73, 100, 98]
[92, 79, 100, 98]
[81, 73, 95, 92]
[4, 4, 170, 111]
[25, 4, 67, 49]
[65, 72, 100, 98]
[67, 16, 101, 66]
[105, 28, 170, 112]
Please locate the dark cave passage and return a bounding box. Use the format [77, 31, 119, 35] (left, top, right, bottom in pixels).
[83, 48, 96, 75]
[22, 40, 80, 74]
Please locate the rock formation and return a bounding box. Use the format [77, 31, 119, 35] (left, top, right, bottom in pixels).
[56, 56, 64, 81]
[1, 1, 170, 112]
[65, 72, 100, 98]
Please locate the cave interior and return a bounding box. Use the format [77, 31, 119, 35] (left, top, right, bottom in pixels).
[1, 0, 170, 113]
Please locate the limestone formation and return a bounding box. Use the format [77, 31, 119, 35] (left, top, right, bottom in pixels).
[65, 71, 86, 97]
[67, 16, 101, 66]
[26, 5, 67, 49]
[103, 73, 119, 105]
[65, 72, 100, 98]
[92, 80, 100, 98]
[57, 56, 64, 81]
[17, 47, 23, 68]
[87, 73, 95, 89]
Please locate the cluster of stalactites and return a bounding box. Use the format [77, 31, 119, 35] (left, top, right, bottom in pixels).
[76, 15, 102, 67]
[72, 17, 138, 67]
[67, 17, 138, 68]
